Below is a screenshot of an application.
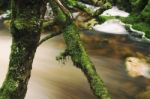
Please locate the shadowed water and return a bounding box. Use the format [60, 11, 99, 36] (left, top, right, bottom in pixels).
[0, 27, 150, 99]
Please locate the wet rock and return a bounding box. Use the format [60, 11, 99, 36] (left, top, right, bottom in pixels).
[125, 57, 150, 79]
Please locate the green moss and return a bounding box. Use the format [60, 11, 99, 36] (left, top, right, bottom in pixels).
[0, 0, 42, 99]
[1, 79, 19, 93]
[63, 22, 110, 99]
[49, 0, 67, 24]
[66, 0, 77, 7]
[98, 16, 116, 23]
[120, 15, 150, 39]
[57, 11, 67, 23]
[14, 18, 37, 30]
[0, 77, 19, 99]
[49, 1, 110, 98]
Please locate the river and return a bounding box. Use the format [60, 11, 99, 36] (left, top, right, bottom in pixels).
[0, 25, 150, 99]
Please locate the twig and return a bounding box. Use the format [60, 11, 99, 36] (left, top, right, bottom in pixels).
[38, 32, 62, 47]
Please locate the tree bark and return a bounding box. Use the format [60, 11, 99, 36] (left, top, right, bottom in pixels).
[49, 0, 110, 99]
[0, 0, 43, 99]
[63, 22, 110, 99]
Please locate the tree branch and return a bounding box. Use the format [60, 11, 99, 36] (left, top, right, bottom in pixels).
[63, 22, 110, 99]
[47, 1, 111, 98]
[38, 32, 62, 47]
[54, 0, 73, 19]
[62, 0, 112, 17]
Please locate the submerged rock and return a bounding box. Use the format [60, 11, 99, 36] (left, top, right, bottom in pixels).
[125, 57, 150, 79]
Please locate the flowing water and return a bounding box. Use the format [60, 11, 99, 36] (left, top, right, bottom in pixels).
[0, 24, 150, 99]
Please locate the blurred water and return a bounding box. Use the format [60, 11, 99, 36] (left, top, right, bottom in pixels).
[0, 28, 150, 99]
[93, 19, 128, 34]
[101, 6, 129, 17]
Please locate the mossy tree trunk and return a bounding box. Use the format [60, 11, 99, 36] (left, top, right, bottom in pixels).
[63, 22, 110, 99]
[0, 0, 43, 99]
[50, 0, 110, 99]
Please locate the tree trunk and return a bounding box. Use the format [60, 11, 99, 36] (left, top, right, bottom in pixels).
[0, 0, 43, 99]
[49, 1, 110, 99]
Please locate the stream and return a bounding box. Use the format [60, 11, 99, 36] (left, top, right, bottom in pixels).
[0, 24, 150, 99]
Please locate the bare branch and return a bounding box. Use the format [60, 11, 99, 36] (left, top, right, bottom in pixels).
[38, 32, 62, 47]
[54, 0, 73, 19]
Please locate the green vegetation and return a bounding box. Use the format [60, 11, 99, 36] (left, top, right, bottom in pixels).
[0, 0, 112, 99]
[109, 0, 149, 12]
[50, 1, 110, 98]
[120, 15, 150, 38]
[0, 0, 10, 11]
[141, 0, 150, 22]
[107, 0, 150, 39]
[97, 16, 116, 23]
[63, 22, 110, 99]
[123, 0, 150, 39]
[0, 0, 150, 99]
[0, 0, 43, 99]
